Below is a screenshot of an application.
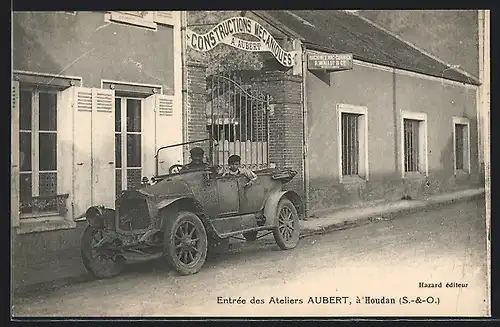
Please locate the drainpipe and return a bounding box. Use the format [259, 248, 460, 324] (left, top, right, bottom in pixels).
[180, 11, 189, 163]
[300, 43, 310, 217]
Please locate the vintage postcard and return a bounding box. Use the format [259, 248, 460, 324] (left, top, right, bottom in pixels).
[10, 9, 490, 318]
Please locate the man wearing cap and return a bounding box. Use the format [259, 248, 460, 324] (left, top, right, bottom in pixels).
[182, 147, 210, 171]
[220, 154, 257, 187]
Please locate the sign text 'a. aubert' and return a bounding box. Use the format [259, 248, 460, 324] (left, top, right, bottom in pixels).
[186, 17, 296, 68]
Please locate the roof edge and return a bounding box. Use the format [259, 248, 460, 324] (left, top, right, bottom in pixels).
[351, 12, 480, 85]
[302, 42, 481, 87]
[250, 11, 304, 40]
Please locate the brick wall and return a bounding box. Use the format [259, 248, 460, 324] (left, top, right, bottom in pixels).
[185, 62, 209, 162]
[251, 72, 305, 199]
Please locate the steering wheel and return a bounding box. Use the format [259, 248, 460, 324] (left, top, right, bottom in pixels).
[169, 164, 184, 174]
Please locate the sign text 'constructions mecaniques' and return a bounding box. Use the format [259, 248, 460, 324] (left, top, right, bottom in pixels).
[186, 16, 296, 68]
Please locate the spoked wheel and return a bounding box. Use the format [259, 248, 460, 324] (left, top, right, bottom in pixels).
[81, 226, 125, 279]
[273, 198, 300, 250]
[243, 231, 258, 242]
[169, 164, 184, 174]
[164, 211, 208, 275]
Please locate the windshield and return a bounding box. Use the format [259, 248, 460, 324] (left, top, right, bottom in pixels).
[155, 138, 216, 177]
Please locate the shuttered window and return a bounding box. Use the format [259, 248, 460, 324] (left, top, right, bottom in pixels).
[115, 97, 143, 197]
[19, 88, 59, 215]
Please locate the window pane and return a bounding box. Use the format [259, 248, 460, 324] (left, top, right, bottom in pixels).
[116, 169, 122, 198]
[341, 113, 359, 176]
[115, 98, 121, 132]
[115, 134, 122, 168]
[127, 134, 141, 167]
[39, 133, 57, 171]
[39, 92, 57, 131]
[127, 168, 142, 190]
[404, 119, 420, 172]
[127, 99, 141, 132]
[20, 90, 32, 130]
[455, 124, 464, 170]
[20, 173, 32, 214]
[39, 172, 57, 196]
[20, 132, 32, 172]
[404, 120, 410, 171]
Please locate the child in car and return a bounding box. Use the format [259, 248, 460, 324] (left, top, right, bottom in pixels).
[220, 155, 257, 187]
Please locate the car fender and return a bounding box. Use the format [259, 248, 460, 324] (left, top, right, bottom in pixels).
[155, 196, 216, 235]
[263, 190, 303, 227]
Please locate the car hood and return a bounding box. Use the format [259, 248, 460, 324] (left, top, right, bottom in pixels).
[137, 176, 193, 198]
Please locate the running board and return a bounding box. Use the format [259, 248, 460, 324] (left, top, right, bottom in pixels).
[121, 252, 163, 262]
[218, 225, 272, 239]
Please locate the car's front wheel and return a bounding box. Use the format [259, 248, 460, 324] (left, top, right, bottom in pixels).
[163, 211, 208, 275]
[81, 226, 125, 279]
[273, 198, 300, 250]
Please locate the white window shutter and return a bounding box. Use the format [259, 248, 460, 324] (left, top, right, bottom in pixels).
[72, 87, 93, 217]
[91, 88, 115, 208]
[11, 81, 20, 227]
[154, 11, 175, 26]
[58, 86, 76, 220]
[155, 94, 182, 175]
[143, 94, 157, 179]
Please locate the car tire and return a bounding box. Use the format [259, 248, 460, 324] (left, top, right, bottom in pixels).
[273, 198, 300, 250]
[243, 231, 258, 242]
[163, 211, 208, 275]
[81, 226, 125, 279]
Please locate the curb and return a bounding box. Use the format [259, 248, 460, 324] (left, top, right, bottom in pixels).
[13, 189, 484, 299]
[299, 188, 485, 239]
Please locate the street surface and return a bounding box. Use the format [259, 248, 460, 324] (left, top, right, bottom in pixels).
[12, 199, 489, 317]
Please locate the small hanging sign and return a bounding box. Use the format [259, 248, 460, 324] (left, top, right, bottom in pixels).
[307, 52, 353, 72]
[186, 16, 296, 68]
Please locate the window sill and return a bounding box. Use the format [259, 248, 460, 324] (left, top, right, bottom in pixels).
[340, 175, 367, 185]
[403, 172, 427, 180]
[454, 169, 470, 177]
[16, 215, 76, 235]
[454, 169, 470, 181]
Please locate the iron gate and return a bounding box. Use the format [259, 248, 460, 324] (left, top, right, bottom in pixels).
[206, 72, 270, 170]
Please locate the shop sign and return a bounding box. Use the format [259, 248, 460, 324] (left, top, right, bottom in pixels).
[307, 52, 353, 72]
[186, 16, 296, 68]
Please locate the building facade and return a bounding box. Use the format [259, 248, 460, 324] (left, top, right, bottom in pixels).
[11, 11, 183, 288]
[185, 10, 483, 215]
[11, 10, 485, 291]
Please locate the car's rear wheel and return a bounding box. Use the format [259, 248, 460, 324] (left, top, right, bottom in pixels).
[163, 211, 208, 275]
[243, 231, 258, 241]
[81, 226, 125, 279]
[273, 198, 300, 250]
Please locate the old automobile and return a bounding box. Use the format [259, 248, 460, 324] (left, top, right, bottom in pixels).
[75, 139, 303, 278]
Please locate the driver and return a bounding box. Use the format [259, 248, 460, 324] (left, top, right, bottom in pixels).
[181, 147, 210, 171]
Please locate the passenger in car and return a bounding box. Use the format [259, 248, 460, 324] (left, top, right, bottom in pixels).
[220, 155, 257, 187]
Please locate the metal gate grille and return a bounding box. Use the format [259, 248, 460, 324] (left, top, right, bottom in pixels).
[206, 73, 270, 170]
[404, 119, 420, 172]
